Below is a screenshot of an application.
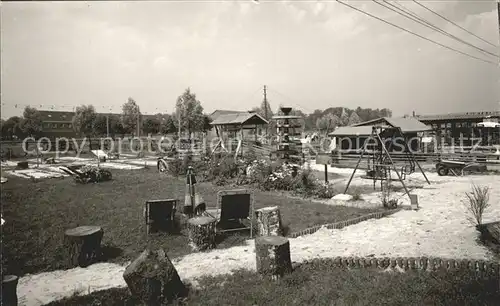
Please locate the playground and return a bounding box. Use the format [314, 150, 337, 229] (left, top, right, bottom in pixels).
[1, 111, 499, 305]
[1, 164, 498, 305]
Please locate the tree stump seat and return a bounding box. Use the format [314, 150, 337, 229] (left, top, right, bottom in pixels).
[255, 236, 292, 280]
[123, 248, 186, 305]
[255, 206, 283, 236]
[187, 216, 217, 251]
[2, 275, 18, 306]
[64, 226, 104, 268]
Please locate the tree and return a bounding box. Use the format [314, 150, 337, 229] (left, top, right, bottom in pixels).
[1, 116, 24, 140]
[339, 108, 350, 126]
[159, 115, 177, 135]
[121, 97, 142, 136]
[20, 106, 43, 138]
[142, 117, 161, 135]
[202, 114, 213, 132]
[110, 116, 125, 137]
[94, 114, 110, 136]
[347, 112, 362, 125]
[72, 105, 97, 149]
[175, 88, 205, 139]
[252, 101, 274, 121]
[316, 113, 340, 132]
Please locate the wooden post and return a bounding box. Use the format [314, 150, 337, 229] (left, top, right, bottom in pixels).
[410, 194, 419, 210]
[1, 275, 18, 306]
[187, 216, 217, 251]
[324, 164, 328, 183]
[123, 248, 186, 305]
[64, 226, 104, 268]
[255, 206, 283, 236]
[255, 236, 292, 280]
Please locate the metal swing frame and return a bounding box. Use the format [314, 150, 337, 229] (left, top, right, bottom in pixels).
[344, 126, 430, 201]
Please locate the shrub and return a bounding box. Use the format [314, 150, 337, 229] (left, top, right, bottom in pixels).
[314, 182, 339, 199]
[75, 165, 112, 184]
[204, 154, 240, 182]
[380, 182, 398, 209]
[463, 184, 490, 226]
[246, 159, 273, 186]
[166, 156, 189, 177]
[351, 192, 363, 201]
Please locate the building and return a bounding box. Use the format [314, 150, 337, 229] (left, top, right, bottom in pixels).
[329, 117, 432, 152]
[208, 110, 269, 154]
[414, 111, 500, 147]
[39, 110, 77, 139]
[208, 110, 268, 140]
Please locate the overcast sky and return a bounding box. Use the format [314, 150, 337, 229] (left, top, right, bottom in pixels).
[1, 0, 499, 119]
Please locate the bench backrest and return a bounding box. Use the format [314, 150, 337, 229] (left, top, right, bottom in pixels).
[218, 189, 252, 220]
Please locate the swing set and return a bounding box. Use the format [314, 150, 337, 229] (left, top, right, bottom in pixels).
[344, 125, 431, 201]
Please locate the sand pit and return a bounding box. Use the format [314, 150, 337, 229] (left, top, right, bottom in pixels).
[14, 167, 500, 305]
[2, 157, 156, 179]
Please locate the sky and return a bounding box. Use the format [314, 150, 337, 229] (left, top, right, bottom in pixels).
[1, 0, 499, 119]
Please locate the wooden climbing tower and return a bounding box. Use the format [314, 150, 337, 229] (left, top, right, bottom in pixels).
[272, 107, 303, 164]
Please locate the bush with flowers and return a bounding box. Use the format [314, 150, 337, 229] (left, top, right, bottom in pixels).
[75, 165, 112, 184]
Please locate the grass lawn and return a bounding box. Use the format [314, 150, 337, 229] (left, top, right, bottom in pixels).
[1, 168, 381, 276]
[45, 259, 500, 306]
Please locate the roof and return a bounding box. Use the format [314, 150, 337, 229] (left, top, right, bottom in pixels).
[416, 111, 500, 121]
[329, 126, 374, 136]
[38, 110, 75, 122]
[209, 110, 250, 121]
[210, 112, 269, 126]
[353, 117, 431, 133]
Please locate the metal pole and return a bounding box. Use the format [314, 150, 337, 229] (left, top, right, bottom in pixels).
[375, 132, 411, 201]
[106, 115, 109, 138]
[497, 0, 500, 45]
[344, 135, 370, 194]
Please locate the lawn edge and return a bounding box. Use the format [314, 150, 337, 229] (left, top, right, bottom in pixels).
[289, 208, 401, 238]
[295, 256, 500, 278]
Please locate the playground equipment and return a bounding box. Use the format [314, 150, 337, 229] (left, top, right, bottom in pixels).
[271, 107, 303, 164]
[344, 126, 430, 201]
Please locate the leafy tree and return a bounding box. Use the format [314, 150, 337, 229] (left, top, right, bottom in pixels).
[175, 88, 205, 139]
[347, 111, 362, 125]
[20, 106, 43, 138]
[202, 114, 213, 132]
[110, 116, 125, 137]
[159, 115, 177, 135]
[94, 114, 110, 136]
[252, 100, 274, 122]
[1, 116, 24, 140]
[121, 97, 142, 136]
[339, 108, 350, 126]
[72, 105, 97, 149]
[316, 113, 340, 132]
[142, 117, 161, 135]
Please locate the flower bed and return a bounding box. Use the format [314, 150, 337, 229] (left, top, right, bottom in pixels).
[75, 165, 112, 184]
